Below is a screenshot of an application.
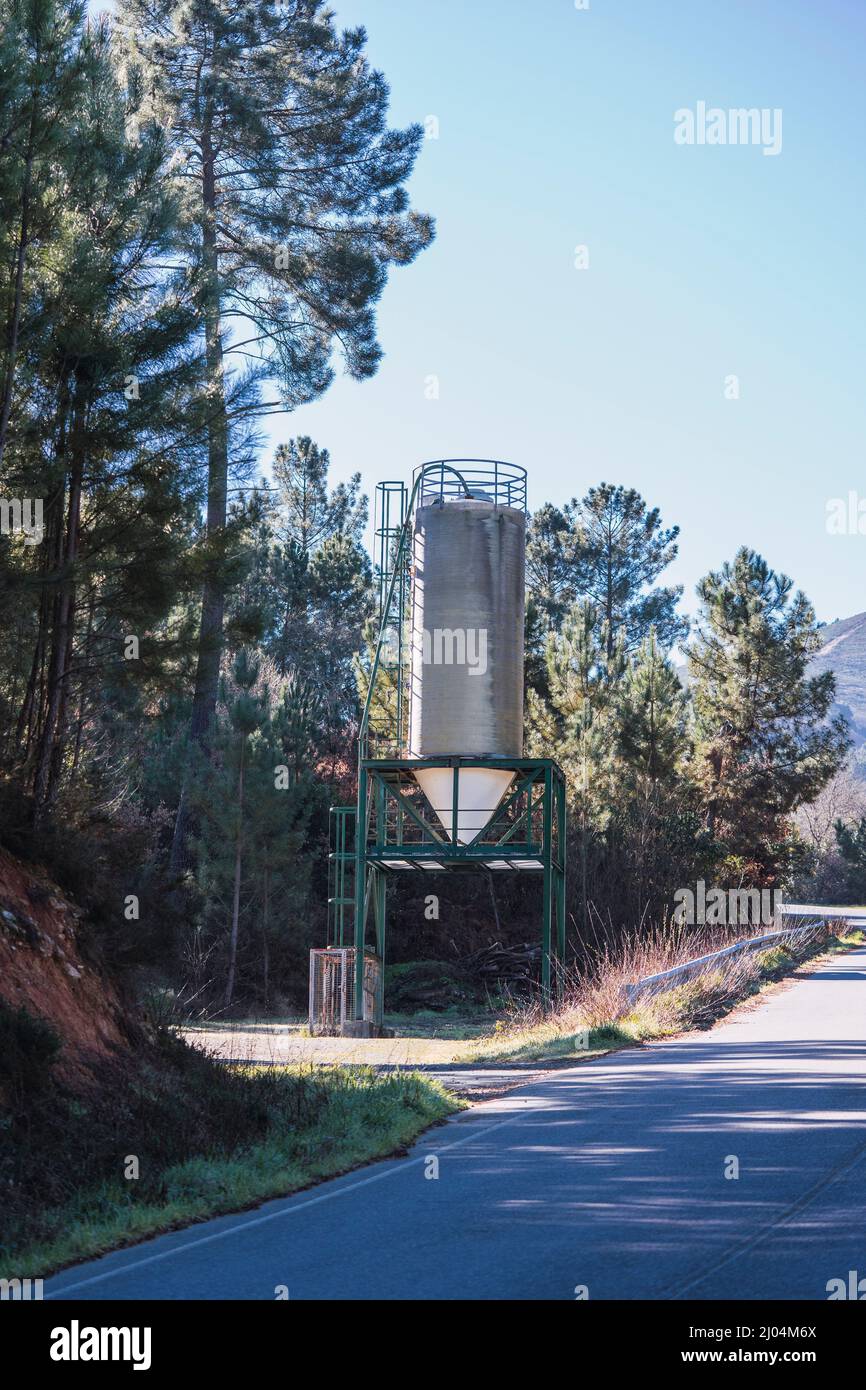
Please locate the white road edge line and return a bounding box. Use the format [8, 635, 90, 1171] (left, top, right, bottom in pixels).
[46, 1089, 564, 1298]
[49, 944, 864, 1299]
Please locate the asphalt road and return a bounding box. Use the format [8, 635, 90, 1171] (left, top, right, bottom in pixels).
[47, 943, 866, 1301]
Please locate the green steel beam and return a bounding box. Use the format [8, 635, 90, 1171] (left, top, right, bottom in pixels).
[328, 806, 355, 947]
[556, 779, 567, 976]
[352, 757, 565, 1007]
[541, 764, 553, 1001]
[361, 755, 553, 773]
[491, 790, 536, 848]
[356, 760, 562, 863]
[353, 764, 368, 1019]
[379, 775, 447, 845]
[374, 868, 387, 959]
[486, 774, 537, 842]
[451, 764, 459, 847]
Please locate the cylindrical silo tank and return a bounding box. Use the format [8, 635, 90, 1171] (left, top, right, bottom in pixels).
[409, 490, 526, 843]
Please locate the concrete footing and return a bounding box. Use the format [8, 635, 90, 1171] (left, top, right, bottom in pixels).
[340, 1020, 394, 1038]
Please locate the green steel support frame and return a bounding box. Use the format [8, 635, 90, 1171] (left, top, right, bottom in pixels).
[327, 805, 356, 947]
[337, 462, 568, 1027]
[352, 756, 567, 1017]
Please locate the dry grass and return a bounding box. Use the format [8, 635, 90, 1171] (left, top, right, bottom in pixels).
[468, 918, 859, 1064]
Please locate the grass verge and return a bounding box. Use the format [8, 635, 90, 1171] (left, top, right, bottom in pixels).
[0, 1022, 461, 1279]
[467, 925, 864, 1064]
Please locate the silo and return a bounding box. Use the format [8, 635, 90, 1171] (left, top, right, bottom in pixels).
[409, 473, 526, 843]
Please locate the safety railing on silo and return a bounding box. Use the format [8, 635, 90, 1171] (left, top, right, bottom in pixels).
[413, 458, 527, 512]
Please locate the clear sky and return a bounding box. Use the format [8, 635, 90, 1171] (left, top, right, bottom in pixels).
[258, 0, 864, 629]
[95, 0, 864, 625]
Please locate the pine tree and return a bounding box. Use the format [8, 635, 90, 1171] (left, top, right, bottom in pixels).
[116, 1, 434, 807]
[568, 484, 688, 656]
[189, 651, 316, 1009]
[308, 530, 373, 744]
[531, 598, 626, 816]
[273, 436, 366, 555]
[272, 671, 322, 784]
[0, 0, 86, 468]
[254, 439, 372, 767]
[834, 817, 866, 905]
[526, 600, 625, 937]
[529, 603, 700, 933]
[525, 502, 578, 634]
[1, 13, 205, 820]
[613, 631, 697, 918]
[525, 600, 623, 827]
[244, 741, 314, 1010]
[218, 648, 266, 1007]
[688, 547, 850, 881]
[526, 484, 688, 659]
[617, 630, 688, 793]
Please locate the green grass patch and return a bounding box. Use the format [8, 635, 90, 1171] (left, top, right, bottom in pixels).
[754, 945, 796, 978]
[466, 1013, 634, 1065]
[0, 1017, 460, 1279]
[385, 1006, 495, 1041]
[831, 929, 865, 948]
[466, 1009, 631, 1066]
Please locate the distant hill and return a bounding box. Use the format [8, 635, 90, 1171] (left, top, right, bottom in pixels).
[812, 613, 866, 771]
[674, 611, 866, 775]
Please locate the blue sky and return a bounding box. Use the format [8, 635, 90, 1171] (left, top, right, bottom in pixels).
[97, 0, 864, 625]
[267, 0, 864, 629]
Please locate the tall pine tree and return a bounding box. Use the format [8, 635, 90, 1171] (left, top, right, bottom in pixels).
[688, 547, 849, 881]
[1, 12, 205, 821]
[526, 483, 688, 661]
[116, 1, 433, 859]
[0, 0, 86, 468]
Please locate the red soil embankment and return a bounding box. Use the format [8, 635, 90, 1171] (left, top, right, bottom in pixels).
[0, 848, 130, 1078]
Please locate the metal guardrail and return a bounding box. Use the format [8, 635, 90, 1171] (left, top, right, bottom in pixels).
[776, 904, 866, 920]
[622, 909, 854, 1007]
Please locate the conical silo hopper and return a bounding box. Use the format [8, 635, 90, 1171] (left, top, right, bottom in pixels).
[409, 480, 526, 844]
